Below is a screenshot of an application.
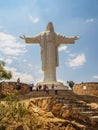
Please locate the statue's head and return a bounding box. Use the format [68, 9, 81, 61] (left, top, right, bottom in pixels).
[46, 22, 54, 32]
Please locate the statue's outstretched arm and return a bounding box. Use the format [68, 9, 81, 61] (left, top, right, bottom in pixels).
[20, 34, 40, 44]
[56, 33, 79, 44]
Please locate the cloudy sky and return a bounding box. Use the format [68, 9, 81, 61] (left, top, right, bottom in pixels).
[0, 0, 98, 84]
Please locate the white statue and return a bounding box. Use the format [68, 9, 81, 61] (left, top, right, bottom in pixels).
[20, 22, 79, 83]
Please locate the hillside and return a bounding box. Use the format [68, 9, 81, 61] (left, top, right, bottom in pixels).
[0, 87, 98, 130]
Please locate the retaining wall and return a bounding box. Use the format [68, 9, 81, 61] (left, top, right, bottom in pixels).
[73, 82, 98, 97]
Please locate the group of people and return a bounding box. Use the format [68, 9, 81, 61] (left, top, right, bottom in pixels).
[15, 78, 58, 95]
[35, 84, 58, 95]
[29, 83, 58, 95]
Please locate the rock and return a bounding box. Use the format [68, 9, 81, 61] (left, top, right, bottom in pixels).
[15, 125, 24, 130]
[0, 95, 98, 129]
[60, 105, 70, 118]
[65, 124, 76, 130]
[44, 112, 54, 118]
[51, 103, 63, 116]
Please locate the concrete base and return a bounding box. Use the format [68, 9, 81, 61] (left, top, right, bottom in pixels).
[36, 81, 67, 90]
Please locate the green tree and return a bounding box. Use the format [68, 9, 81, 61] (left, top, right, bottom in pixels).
[0, 61, 12, 80]
[67, 81, 75, 89]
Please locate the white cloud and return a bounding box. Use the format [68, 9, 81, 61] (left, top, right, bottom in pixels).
[0, 57, 4, 61]
[23, 59, 27, 62]
[85, 18, 95, 23]
[93, 75, 98, 79]
[2, 47, 24, 56]
[29, 15, 39, 23]
[0, 32, 26, 56]
[0, 57, 12, 65]
[58, 45, 67, 52]
[68, 53, 76, 57]
[5, 59, 13, 65]
[66, 53, 86, 67]
[5, 66, 34, 84]
[28, 63, 33, 67]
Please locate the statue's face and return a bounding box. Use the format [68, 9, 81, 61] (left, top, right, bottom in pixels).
[46, 22, 54, 32]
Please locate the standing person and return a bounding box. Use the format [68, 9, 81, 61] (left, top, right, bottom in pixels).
[17, 78, 20, 84]
[54, 85, 58, 95]
[52, 84, 54, 90]
[43, 84, 47, 92]
[29, 83, 34, 91]
[16, 78, 21, 90]
[38, 84, 42, 90]
[46, 86, 49, 95]
[36, 85, 39, 91]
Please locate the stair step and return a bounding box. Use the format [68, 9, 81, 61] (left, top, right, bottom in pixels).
[80, 111, 98, 116]
[90, 116, 98, 121]
[66, 105, 91, 110]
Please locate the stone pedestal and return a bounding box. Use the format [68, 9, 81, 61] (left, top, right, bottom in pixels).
[36, 81, 67, 90]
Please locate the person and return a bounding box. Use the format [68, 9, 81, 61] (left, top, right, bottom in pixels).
[16, 78, 21, 90]
[54, 86, 58, 95]
[43, 84, 47, 92]
[38, 84, 42, 90]
[36, 85, 39, 91]
[17, 78, 20, 84]
[29, 83, 34, 91]
[52, 84, 54, 90]
[45, 86, 49, 95]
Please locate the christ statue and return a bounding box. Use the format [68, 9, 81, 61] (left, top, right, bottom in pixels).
[20, 22, 79, 84]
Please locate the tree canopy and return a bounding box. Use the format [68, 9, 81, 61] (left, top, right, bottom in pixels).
[0, 61, 12, 80]
[67, 81, 75, 89]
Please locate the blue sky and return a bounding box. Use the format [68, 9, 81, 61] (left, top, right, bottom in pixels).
[0, 0, 98, 84]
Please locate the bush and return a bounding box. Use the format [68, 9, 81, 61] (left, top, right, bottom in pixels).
[0, 92, 29, 123]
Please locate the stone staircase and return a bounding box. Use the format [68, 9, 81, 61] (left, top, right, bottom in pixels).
[66, 100, 98, 121]
[19, 90, 98, 122]
[1, 84, 98, 122]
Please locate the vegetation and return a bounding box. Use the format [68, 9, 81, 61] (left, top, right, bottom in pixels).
[67, 80, 75, 89]
[0, 93, 28, 121]
[0, 92, 39, 130]
[0, 61, 12, 80]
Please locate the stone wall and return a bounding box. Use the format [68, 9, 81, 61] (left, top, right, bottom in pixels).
[73, 82, 98, 97]
[0, 82, 30, 95]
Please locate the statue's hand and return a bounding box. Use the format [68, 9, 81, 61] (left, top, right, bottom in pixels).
[20, 35, 25, 39]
